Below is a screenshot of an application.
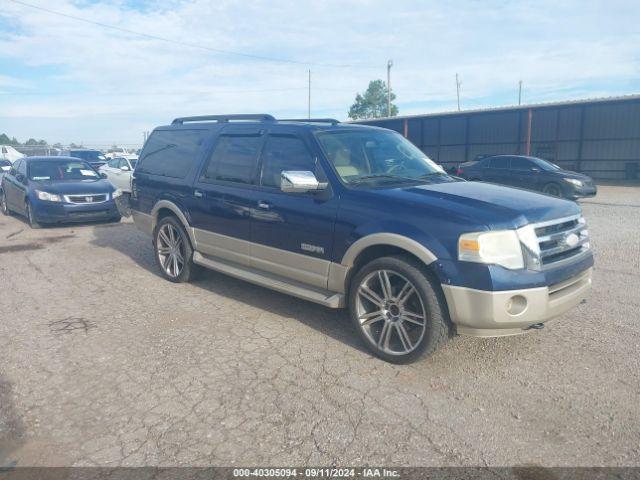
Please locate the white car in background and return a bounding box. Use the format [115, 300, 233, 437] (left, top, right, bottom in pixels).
[99, 156, 137, 193]
[1, 145, 24, 163]
[0, 159, 12, 186]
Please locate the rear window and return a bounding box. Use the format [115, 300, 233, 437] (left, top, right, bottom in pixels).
[137, 129, 209, 179]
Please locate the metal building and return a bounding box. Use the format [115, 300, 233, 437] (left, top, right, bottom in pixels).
[355, 94, 640, 180]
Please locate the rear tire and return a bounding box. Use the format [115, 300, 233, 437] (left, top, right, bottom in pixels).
[348, 255, 451, 364]
[26, 202, 41, 229]
[109, 214, 122, 223]
[153, 216, 199, 283]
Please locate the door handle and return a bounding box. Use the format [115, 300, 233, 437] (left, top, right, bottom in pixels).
[257, 200, 271, 210]
[194, 189, 204, 198]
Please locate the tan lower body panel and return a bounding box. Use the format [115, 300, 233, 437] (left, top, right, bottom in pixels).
[443, 268, 592, 337]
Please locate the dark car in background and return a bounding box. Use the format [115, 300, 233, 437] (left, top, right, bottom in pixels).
[0, 156, 122, 228]
[457, 155, 597, 200]
[63, 149, 108, 169]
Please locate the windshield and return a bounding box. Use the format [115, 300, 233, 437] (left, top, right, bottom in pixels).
[316, 130, 446, 185]
[28, 160, 100, 181]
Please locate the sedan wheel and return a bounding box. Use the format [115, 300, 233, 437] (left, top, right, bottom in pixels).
[156, 223, 185, 278]
[543, 183, 562, 197]
[1, 191, 9, 215]
[355, 269, 427, 356]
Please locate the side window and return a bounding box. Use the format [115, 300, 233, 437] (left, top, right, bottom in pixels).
[117, 158, 128, 169]
[17, 160, 27, 177]
[10, 159, 20, 176]
[202, 135, 263, 185]
[260, 135, 316, 188]
[511, 157, 532, 170]
[107, 158, 119, 168]
[489, 157, 509, 169]
[137, 129, 208, 179]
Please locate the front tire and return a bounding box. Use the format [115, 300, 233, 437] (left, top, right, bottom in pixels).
[1, 190, 10, 216]
[348, 255, 451, 364]
[153, 216, 199, 283]
[542, 183, 562, 197]
[26, 202, 41, 229]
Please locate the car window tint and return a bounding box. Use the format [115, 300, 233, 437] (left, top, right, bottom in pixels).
[108, 158, 119, 168]
[489, 157, 509, 168]
[511, 157, 532, 170]
[137, 129, 208, 179]
[260, 135, 315, 188]
[203, 135, 262, 184]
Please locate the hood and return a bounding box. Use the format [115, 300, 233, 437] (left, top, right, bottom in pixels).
[368, 180, 580, 229]
[30, 178, 115, 195]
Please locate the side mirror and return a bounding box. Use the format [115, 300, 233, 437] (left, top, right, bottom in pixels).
[281, 171, 327, 193]
[120, 166, 130, 172]
[100, 172, 108, 179]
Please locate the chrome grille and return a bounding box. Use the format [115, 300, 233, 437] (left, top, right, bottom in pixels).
[64, 194, 108, 204]
[532, 214, 589, 268]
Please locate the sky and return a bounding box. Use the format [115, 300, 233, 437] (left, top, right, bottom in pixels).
[0, 0, 639, 147]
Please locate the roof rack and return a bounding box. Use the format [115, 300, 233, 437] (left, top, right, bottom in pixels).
[279, 118, 340, 125]
[171, 114, 276, 125]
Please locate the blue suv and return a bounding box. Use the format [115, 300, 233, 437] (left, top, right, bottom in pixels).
[130, 115, 593, 363]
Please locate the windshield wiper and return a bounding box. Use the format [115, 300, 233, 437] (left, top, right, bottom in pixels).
[349, 174, 421, 185]
[418, 171, 448, 179]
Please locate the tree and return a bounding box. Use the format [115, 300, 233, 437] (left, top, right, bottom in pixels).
[0, 134, 20, 146]
[348, 79, 398, 120]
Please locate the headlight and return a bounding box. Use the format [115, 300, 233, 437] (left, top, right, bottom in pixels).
[112, 189, 123, 199]
[36, 190, 62, 202]
[564, 178, 583, 187]
[458, 230, 524, 270]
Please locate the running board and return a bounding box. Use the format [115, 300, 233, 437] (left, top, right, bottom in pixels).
[192, 252, 345, 308]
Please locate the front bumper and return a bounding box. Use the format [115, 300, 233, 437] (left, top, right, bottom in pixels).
[33, 199, 120, 224]
[568, 184, 597, 199]
[442, 267, 592, 337]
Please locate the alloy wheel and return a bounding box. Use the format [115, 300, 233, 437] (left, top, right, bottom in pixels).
[156, 223, 185, 278]
[355, 269, 427, 356]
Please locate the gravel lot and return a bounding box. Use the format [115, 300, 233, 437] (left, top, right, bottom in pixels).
[0, 185, 639, 467]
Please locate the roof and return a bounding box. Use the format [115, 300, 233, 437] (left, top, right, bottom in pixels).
[350, 93, 640, 123]
[20, 156, 80, 162]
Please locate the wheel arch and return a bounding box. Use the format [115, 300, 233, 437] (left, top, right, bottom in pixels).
[330, 233, 441, 295]
[151, 200, 196, 246]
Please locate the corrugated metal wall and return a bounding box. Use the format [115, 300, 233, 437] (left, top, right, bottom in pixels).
[358, 97, 640, 180]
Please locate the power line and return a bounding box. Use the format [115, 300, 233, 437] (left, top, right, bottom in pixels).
[7, 0, 379, 69]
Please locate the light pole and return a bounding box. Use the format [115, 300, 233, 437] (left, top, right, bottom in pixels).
[518, 80, 523, 105]
[387, 59, 393, 117]
[456, 73, 461, 111]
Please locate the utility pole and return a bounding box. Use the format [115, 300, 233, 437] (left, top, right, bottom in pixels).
[456, 73, 461, 111]
[308, 69, 311, 119]
[387, 59, 393, 117]
[518, 80, 523, 106]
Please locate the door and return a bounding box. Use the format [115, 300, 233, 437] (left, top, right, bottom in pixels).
[250, 129, 339, 289]
[110, 158, 132, 191]
[189, 125, 265, 267]
[4, 159, 28, 213]
[510, 157, 538, 190]
[483, 156, 512, 186]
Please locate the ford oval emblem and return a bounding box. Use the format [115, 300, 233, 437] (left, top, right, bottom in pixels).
[565, 233, 579, 248]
